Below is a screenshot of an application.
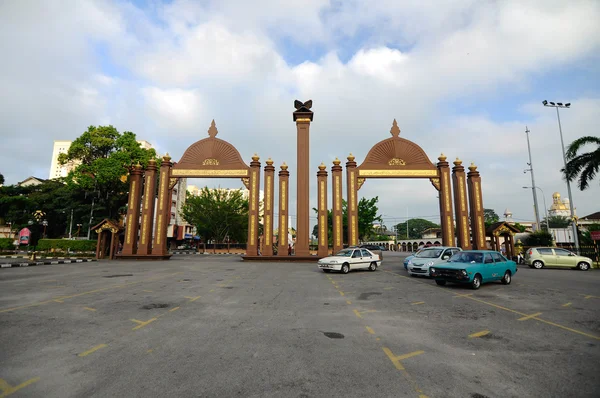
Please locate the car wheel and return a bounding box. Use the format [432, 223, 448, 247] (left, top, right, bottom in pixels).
[471, 274, 482, 290]
[577, 262, 590, 271]
[340, 263, 350, 274]
[323, 269, 331, 273]
[368, 262, 377, 272]
[435, 280, 446, 286]
[501, 271, 511, 285]
[532, 260, 544, 269]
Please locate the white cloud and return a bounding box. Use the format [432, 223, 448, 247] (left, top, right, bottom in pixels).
[1, 0, 599, 236]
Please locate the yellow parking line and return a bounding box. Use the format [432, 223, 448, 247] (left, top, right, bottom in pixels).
[382, 348, 424, 370]
[339, 291, 345, 296]
[78, 344, 107, 357]
[131, 318, 158, 330]
[185, 296, 201, 302]
[83, 307, 96, 312]
[468, 330, 490, 338]
[366, 326, 375, 334]
[0, 377, 40, 397]
[169, 307, 180, 312]
[346, 300, 352, 305]
[411, 301, 425, 305]
[562, 302, 572, 307]
[518, 312, 542, 321]
[353, 309, 362, 318]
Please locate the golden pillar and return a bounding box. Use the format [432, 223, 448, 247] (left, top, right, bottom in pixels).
[122, 163, 143, 255]
[263, 158, 275, 256]
[138, 159, 158, 255]
[331, 158, 343, 253]
[317, 162, 329, 257]
[293, 101, 313, 257]
[277, 163, 290, 256]
[452, 158, 471, 250]
[152, 154, 172, 256]
[247, 154, 261, 256]
[346, 153, 358, 247]
[467, 163, 486, 249]
[437, 154, 456, 247]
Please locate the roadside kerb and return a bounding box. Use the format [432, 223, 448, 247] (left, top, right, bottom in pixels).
[1, 259, 96, 268]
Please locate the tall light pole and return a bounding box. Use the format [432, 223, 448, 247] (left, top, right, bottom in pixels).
[542, 100, 579, 252]
[523, 186, 549, 230]
[524, 126, 541, 230]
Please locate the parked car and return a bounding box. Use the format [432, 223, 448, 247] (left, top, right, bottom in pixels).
[524, 247, 592, 270]
[403, 249, 423, 270]
[407, 246, 462, 276]
[317, 248, 381, 274]
[430, 250, 517, 289]
[358, 244, 384, 260]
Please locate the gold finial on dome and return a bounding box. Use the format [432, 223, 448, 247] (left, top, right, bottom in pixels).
[281, 162, 288, 171]
[390, 119, 401, 137]
[438, 153, 447, 162]
[163, 153, 171, 162]
[252, 153, 260, 162]
[318, 162, 326, 171]
[453, 157, 462, 166]
[208, 119, 218, 138]
[347, 153, 355, 162]
[468, 162, 477, 172]
[333, 157, 341, 166]
[266, 158, 274, 166]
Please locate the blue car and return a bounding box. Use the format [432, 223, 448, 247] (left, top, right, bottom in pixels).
[403, 249, 423, 269]
[429, 250, 517, 290]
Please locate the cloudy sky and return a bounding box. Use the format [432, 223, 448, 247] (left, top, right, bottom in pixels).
[1, 0, 599, 233]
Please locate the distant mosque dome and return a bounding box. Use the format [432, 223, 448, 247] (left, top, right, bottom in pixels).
[503, 208, 513, 219]
[549, 191, 571, 217]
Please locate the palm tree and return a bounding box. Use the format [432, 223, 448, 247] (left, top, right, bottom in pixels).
[562, 136, 600, 190]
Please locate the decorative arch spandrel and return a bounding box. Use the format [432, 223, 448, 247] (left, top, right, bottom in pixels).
[171, 120, 250, 177]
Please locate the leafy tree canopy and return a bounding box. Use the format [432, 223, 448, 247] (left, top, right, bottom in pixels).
[562, 135, 600, 191]
[180, 187, 249, 244]
[523, 231, 553, 247]
[543, 215, 571, 228]
[0, 173, 4, 186]
[393, 218, 440, 240]
[484, 208, 500, 227]
[512, 222, 527, 233]
[59, 125, 157, 219]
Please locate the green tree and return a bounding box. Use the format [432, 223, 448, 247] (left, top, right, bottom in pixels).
[523, 231, 553, 247]
[312, 197, 382, 244]
[542, 215, 570, 228]
[59, 125, 157, 219]
[393, 218, 440, 240]
[180, 187, 249, 245]
[0, 173, 4, 186]
[484, 208, 500, 227]
[512, 223, 527, 233]
[580, 224, 600, 245]
[562, 136, 600, 190]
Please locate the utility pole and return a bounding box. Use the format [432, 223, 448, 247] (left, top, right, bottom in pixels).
[87, 196, 95, 240]
[525, 127, 541, 230]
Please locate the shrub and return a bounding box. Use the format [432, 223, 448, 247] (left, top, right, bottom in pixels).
[523, 231, 554, 247]
[37, 239, 97, 252]
[0, 238, 15, 250]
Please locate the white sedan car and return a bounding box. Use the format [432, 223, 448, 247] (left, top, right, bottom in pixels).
[317, 248, 381, 274]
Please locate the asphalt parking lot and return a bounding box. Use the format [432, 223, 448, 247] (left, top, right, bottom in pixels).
[0, 252, 598, 398]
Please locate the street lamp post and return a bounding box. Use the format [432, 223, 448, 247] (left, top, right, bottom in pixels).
[523, 186, 549, 230]
[542, 100, 579, 252]
[524, 126, 541, 230]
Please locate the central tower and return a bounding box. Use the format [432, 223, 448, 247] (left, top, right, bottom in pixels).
[293, 100, 313, 256]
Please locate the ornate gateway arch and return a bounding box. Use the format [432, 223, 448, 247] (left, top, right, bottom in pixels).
[118, 120, 264, 259]
[320, 120, 486, 255]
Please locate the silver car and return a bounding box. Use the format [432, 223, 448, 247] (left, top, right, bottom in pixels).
[407, 246, 462, 277]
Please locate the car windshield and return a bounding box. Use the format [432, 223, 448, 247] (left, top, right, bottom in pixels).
[335, 249, 353, 257]
[415, 249, 443, 258]
[449, 252, 484, 263]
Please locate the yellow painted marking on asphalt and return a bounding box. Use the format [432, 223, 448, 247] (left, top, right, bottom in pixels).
[384, 270, 600, 340]
[584, 295, 598, 299]
[131, 318, 158, 330]
[366, 326, 375, 334]
[186, 296, 201, 302]
[468, 330, 490, 338]
[562, 302, 572, 307]
[518, 312, 542, 321]
[78, 344, 107, 357]
[376, 337, 380, 341]
[209, 289, 215, 292]
[0, 377, 40, 397]
[346, 300, 352, 305]
[411, 301, 425, 305]
[339, 291, 345, 296]
[169, 307, 180, 312]
[53, 299, 64, 303]
[382, 348, 424, 370]
[83, 307, 96, 312]
[147, 349, 153, 353]
[0, 272, 182, 314]
[353, 309, 362, 318]
[454, 293, 473, 298]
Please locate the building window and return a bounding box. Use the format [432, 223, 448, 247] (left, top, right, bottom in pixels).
[173, 189, 177, 195]
[172, 201, 177, 207]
